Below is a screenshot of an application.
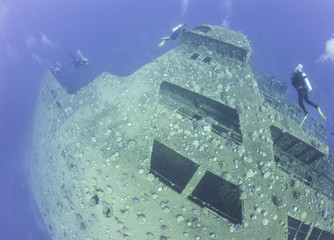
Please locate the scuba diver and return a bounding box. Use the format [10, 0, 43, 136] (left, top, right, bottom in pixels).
[291, 64, 327, 127]
[159, 24, 187, 47]
[50, 61, 63, 78]
[69, 51, 89, 68]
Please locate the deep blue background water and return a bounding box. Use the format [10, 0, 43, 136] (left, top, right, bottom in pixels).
[0, 0, 333, 239]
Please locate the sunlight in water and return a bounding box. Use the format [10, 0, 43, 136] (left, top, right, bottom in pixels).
[319, 34, 334, 62]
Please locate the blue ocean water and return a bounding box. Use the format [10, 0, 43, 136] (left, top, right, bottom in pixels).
[0, 0, 333, 239]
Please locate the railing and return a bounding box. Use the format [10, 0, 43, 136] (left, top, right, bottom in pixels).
[275, 148, 334, 201]
[261, 91, 327, 143]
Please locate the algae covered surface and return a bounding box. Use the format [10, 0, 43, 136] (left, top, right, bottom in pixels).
[30, 25, 333, 240]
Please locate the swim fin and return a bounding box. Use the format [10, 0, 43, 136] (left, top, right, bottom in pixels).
[158, 37, 171, 47]
[300, 114, 308, 127]
[158, 40, 167, 47]
[317, 106, 327, 120]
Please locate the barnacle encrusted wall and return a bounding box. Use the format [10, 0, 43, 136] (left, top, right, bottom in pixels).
[31, 24, 333, 240]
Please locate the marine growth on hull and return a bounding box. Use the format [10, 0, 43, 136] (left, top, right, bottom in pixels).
[31, 24, 334, 240]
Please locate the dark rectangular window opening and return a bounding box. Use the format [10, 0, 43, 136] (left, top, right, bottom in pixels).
[318, 230, 334, 240]
[190, 53, 200, 60]
[270, 126, 324, 165]
[159, 81, 242, 144]
[150, 140, 199, 194]
[188, 171, 242, 225]
[297, 223, 310, 240]
[288, 216, 309, 240]
[270, 125, 334, 201]
[202, 57, 211, 63]
[309, 226, 334, 240]
[309, 227, 322, 240]
[288, 216, 334, 240]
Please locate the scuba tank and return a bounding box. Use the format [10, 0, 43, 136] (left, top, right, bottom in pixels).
[302, 72, 312, 92]
[172, 24, 183, 32]
[170, 24, 186, 40]
[294, 64, 312, 92]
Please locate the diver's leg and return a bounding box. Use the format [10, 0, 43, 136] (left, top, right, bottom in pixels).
[304, 92, 318, 109]
[298, 90, 308, 127]
[159, 37, 171, 47]
[304, 91, 327, 120]
[298, 90, 308, 115]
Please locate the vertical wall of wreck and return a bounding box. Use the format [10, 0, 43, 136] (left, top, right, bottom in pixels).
[180, 24, 252, 64]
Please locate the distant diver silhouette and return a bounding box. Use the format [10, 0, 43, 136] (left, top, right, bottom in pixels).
[69, 52, 89, 68]
[159, 24, 187, 47]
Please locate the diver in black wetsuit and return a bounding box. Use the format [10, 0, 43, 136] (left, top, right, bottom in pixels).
[291, 64, 326, 126]
[159, 24, 187, 47]
[69, 53, 89, 68]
